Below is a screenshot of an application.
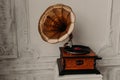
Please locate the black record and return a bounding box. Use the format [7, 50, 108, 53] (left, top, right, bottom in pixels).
[64, 45, 90, 54]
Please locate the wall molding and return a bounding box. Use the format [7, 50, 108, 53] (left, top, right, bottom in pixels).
[0, 0, 17, 59]
[0, 0, 30, 59]
[108, 67, 120, 80]
[98, 0, 114, 58]
[14, 0, 30, 56]
[97, 0, 120, 67]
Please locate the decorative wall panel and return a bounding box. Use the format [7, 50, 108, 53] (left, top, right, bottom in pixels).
[98, 0, 120, 66]
[0, 0, 17, 59]
[0, 0, 120, 80]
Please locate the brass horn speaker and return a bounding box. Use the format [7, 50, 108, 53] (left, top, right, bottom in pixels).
[38, 4, 75, 43]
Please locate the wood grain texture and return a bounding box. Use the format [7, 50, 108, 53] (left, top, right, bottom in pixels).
[65, 58, 94, 70]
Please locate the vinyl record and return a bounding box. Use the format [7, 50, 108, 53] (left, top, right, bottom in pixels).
[64, 45, 90, 54]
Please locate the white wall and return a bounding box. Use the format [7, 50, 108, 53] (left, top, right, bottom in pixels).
[28, 0, 120, 79]
[0, 0, 120, 80]
[29, 0, 111, 57]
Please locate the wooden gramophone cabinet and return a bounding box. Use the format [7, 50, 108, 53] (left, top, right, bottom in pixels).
[57, 46, 101, 75]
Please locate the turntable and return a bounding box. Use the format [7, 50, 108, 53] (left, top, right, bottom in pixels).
[64, 45, 91, 54]
[57, 45, 101, 75]
[38, 4, 102, 75]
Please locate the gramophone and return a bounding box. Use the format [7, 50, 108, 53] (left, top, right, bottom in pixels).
[38, 4, 101, 75]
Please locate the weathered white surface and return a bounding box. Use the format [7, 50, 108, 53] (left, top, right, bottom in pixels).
[0, 0, 120, 80]
[54, 64, 103, 80]
[0, 0, 17, 58]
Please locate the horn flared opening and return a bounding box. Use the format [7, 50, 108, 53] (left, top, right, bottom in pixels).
[38, 4, 75, 43]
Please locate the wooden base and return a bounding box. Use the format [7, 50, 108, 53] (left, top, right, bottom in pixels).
[57, 58, 101, 75]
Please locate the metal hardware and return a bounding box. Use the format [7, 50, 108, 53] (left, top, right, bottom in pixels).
[76, 60, 83, 65]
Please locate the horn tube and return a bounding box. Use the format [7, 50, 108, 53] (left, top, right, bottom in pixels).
[38, 4, 75, 43]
